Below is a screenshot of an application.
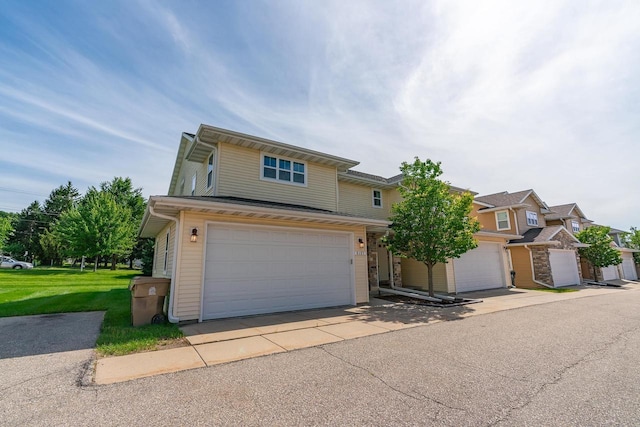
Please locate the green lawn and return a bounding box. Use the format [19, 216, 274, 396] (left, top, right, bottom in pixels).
[0, 267, 183, 356]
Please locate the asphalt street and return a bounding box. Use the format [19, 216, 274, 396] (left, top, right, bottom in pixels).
[1, 290, 639, 426]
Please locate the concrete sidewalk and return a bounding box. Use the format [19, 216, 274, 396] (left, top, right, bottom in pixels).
[94, 282, 638, 385]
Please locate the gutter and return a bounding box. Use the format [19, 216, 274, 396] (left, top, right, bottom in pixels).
[524, 244, 554, 289]
[148, 205, 180, 323]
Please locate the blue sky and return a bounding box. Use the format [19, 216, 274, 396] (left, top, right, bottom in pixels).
[1, 0, 638, 230]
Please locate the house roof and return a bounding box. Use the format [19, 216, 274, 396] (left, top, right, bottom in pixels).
[545, 203, 592, 222]
[139, 195, 391, 238]
[195, 124, 360, 172]
[475, 189, 549, 211]
[508, 225, 580, 246]
[338, 170, 475, 193]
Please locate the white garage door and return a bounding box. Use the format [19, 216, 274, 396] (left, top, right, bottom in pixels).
[549, 249, 580, 287]
[202, 223, 354, 320]
[601, 265, 619, 281]
[622, 254, 638, 281]
[453, 242, 505, 293]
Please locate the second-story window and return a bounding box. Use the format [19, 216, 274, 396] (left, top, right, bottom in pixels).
[526, 211, 538, 226]
[572, 220, 580, 233]
[191, 173, 196, 196]
[372, 190, 382, 208]
[262, 154, 306, 185]
[207, 153, 214, 189]
[496, 210, 510, 230]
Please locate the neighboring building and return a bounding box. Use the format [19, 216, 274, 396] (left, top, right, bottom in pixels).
[580, 224, 639, 282]
[475, 190, 584, 289]
[337, 172, 519, 295]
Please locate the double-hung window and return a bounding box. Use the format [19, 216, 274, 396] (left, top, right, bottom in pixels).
[496, 210, 510, 230]
[571, 220, 580, 233]
[191, 173, 196, 196]
[372, 190, 382, 208]
[526, 211, 538, 226]
[163, 231, 170, 274]
[262, 154, 306, 185]
[206, 153, 214, 189]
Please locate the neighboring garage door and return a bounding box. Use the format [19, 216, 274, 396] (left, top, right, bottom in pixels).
[622, 254, 638, 281]
[549, 249, 580, 286]
[202, 223, 354, 320]
[601, 265, 619, 281]
[453, 242, 505, 293]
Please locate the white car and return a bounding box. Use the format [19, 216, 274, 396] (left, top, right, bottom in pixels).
[0, 256, 33, 269]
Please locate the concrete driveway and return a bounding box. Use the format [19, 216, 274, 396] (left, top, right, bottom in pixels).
[3, 290, 640, 426]
[0, 311, 104, 398]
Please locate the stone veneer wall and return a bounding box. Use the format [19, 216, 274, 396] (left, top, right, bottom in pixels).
[531, 246, 551, 284]
[532, 230, 583, 286]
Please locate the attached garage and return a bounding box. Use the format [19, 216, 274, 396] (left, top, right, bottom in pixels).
[601, 264, 619, 281]
[549, 249, 580, 286]
[453, 242, 506, 293]
[202, 222, 354, 320]
[621, 254, 638, 281]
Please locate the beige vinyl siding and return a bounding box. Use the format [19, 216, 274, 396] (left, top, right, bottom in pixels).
[152, 223, 175, 279]
[516, 195, 546, 233]
[171, 154, 214, 197]
[172, 212, 368, 321]
[473, 205, 517, 234]
[216, 143, 338, 211]
[400, 259, 449, 293]
[337, 181, 390, 220]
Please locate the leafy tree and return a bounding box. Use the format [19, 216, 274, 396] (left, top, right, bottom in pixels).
[57, 190, 137, 272]
[139, 238, 155, 276]
[624, 227, 640, 264]
[575, 226, 622, 280]
[7, 201, 45, 263]
[98, 177, 146, 269]
[0, 212, 16, 254]
[40, 182, 80, 265]
[385, 158, 480, 297]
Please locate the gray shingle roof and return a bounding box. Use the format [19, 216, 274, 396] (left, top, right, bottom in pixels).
[475, 189, 533, 207]
[508, 225, 566, 244]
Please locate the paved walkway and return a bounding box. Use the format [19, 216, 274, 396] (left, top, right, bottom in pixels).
[94, 281, 639, 384]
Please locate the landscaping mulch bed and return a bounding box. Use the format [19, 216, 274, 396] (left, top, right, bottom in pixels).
[377, 293, 480, 308]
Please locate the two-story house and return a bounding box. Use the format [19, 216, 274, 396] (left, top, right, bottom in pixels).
[474, 190, 584, 288]
[139, 125, 390, 322]
[140, 124, 523, 323]
[579, 223, 639, 282]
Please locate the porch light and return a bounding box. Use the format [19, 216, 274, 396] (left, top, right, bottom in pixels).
[358, 238, 365, 249]
[190, 227, 198, 243]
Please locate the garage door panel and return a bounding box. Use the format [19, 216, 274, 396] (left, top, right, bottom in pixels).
[622, 254, 638, 280]
[549, 250, 580, 286]
[454, 242, 505, 292]
[601, 265, 619, 281]
[203, 223, 354, 320]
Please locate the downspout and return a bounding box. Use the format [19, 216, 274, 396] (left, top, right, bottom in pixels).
[524, 244, 553, 289]
[148, 205, 181, 323]
[509, 207, 519, 235]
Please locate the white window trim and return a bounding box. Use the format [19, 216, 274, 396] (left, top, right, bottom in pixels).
[260, 152, 308, 187]
[526, 210, 538, 226]
[152, 239, 157, 273]
[206, 152, 215, 190]
[571, 220, 580, 233]
[191, 173, 197, 196]
[495, 210, 511, 231]
[372, 189, 383, 208]
[163, 231, 170, 274]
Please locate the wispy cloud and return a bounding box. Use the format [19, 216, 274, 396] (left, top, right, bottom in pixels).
[0, 0, 638, 229]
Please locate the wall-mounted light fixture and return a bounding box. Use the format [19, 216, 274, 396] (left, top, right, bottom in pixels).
[358, 238, 365, 249]
[190, 227, 199, 243]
